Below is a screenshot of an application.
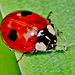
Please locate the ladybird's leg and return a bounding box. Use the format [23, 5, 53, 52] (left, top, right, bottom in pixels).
[17, 52, 30, 63]
[17, 52, 25, 63]
[17, 49, 36, 63]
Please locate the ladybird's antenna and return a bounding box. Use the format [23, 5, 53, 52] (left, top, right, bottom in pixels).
[46, 11, 53, 19]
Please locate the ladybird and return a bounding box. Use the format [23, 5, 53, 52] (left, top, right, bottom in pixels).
[1, 10, 58, 62]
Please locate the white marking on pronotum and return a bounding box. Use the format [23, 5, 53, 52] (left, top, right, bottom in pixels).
[37, 30, 44, 37]
[54, 40, 56, 42]
[51, 44, 54, 47]
[35, 42, 46, 51]
[45, 36, 50, 40]
[47, 25, 55, 35]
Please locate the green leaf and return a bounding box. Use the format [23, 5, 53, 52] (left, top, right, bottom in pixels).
[0, 0, 75, 75]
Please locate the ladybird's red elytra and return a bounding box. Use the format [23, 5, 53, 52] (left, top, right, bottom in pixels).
[1, 10, 50, 52]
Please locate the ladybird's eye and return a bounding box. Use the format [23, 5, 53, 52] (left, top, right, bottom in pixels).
[21, 11, 32, 16]
[8, 29, 17, 42]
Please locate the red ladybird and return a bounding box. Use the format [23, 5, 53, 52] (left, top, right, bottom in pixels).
[1, 10, 57, 62]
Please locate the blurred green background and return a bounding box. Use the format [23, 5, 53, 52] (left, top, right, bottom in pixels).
[0, 0, 75, 75]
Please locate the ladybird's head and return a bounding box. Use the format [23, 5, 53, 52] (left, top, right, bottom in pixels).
[35, 24, 57, 51]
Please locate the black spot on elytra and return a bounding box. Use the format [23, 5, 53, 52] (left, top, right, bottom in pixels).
[21, 11, 32, 16]
[8, 29, 17, 42]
